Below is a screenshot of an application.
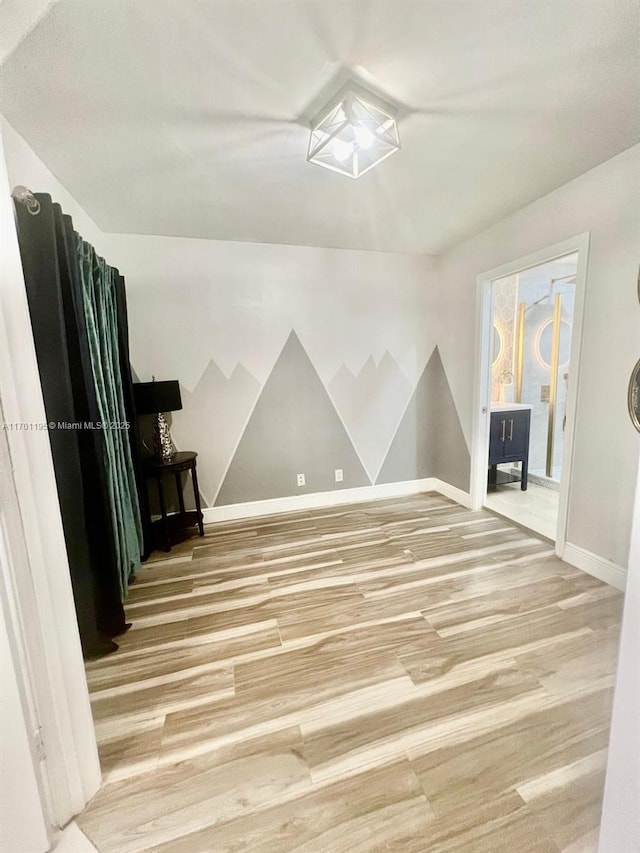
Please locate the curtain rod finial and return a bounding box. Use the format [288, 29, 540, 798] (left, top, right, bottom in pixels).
[11, 185, 41, 215]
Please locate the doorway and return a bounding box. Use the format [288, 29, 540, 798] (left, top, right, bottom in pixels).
[470, 235, 589, 553]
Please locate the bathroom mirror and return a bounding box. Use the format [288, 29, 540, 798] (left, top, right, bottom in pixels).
[629, 359, 640, 433]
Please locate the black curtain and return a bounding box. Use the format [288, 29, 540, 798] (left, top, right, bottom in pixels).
[14, 193, 145, 657]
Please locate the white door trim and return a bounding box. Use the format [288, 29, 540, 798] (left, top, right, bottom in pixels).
[470, 233, 591, 558]
[0, 406, 51, 852]
[0, 133, 101, 829]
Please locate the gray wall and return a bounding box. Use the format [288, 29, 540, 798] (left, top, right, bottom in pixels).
[437, 144, 640, 569]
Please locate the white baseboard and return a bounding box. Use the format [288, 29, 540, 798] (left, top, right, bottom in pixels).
[201, 478, 471, 525]
[431, 479, 473, 509]
[563, 542, 627, 591]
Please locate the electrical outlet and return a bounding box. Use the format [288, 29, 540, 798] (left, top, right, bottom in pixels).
[296, 473, 305, 487]
[335, 468, 343, 482]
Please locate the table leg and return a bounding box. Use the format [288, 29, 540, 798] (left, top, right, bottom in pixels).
[191, 462, 205, 536]
[175, 471, 186, 516]
[156, 475, 171, 551]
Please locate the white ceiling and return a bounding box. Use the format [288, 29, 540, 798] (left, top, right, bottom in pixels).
[1, 0, 638, 254]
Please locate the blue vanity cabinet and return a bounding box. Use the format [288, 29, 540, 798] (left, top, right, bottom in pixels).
[488, 407, 531, 490]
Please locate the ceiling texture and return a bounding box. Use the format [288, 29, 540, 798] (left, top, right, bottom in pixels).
[0, 0, 638, 254]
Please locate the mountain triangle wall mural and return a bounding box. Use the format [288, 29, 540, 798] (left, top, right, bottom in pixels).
[172, 360, 260, 505]
[328, 352, 412, 483]
[216, 331, 371, 505]
[377, 346, 470, 490]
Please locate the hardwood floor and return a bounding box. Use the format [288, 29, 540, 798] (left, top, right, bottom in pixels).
[79, 493, 623, 852]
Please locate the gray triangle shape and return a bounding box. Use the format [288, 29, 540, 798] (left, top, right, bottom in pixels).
[215, 331, 371, 505]
[174, 360, 260, 506]
[376, 346, 470, 491]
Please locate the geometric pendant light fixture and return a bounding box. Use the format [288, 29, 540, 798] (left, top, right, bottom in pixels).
[307, 85, 401, 178]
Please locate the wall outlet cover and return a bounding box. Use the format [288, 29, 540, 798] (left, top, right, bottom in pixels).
[335, 468, 344, 482]
[296, 473, 305, 487]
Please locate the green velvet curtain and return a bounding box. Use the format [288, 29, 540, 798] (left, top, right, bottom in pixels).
[78, 238, 142, 595]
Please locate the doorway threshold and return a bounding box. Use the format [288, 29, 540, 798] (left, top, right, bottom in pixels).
[484, 481, 558, 541]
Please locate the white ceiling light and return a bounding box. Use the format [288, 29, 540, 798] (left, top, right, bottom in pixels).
[307, 87, 400, 179]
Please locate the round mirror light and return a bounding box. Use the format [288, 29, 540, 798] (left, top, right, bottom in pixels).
[535, 318, 572, 369]
[492, 324, 503, 366]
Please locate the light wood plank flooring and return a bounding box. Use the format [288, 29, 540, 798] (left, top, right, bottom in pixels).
[79, 493, 623, 852]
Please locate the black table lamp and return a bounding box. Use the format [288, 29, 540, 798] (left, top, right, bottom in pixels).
[133, 380, 182, 462]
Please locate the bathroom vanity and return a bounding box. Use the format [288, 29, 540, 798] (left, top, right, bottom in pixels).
[488, 403, 532, 491]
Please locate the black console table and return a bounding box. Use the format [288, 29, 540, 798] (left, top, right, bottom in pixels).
[142, 451, 204, 551]
[488, 407, 531, 491]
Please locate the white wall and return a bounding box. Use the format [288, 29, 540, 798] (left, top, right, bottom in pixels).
[107, 234, 437, 396]
[0, 0, 60, 66]
[598, 463, 640, 851]
[1, 116, 108, 253]
[437, 144, 640, 571]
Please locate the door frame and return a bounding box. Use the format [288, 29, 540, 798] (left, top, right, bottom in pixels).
[470, 233, 590, 557]
[0, 401, 51, 852]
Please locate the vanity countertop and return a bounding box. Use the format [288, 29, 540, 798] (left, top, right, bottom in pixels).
[490, 402, 533, 412]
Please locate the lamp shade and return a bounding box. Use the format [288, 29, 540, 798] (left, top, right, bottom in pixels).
[133, 381, 182, 415]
